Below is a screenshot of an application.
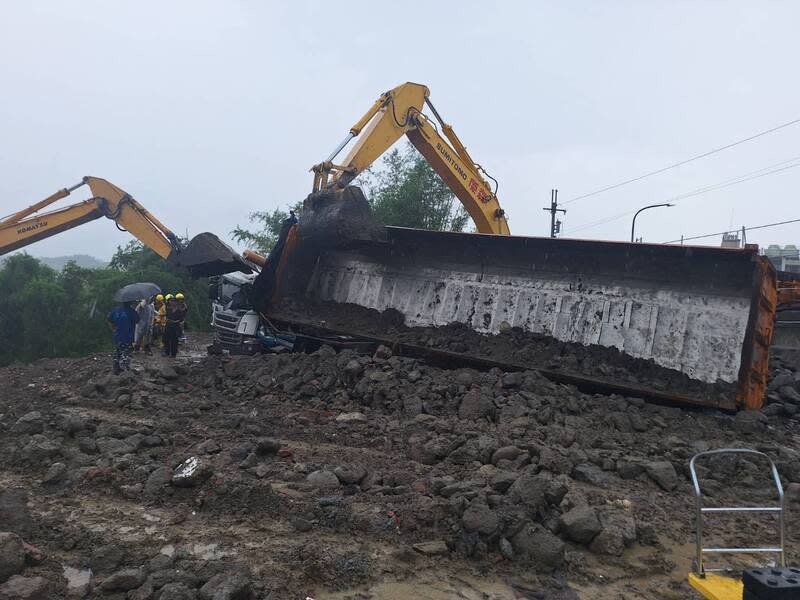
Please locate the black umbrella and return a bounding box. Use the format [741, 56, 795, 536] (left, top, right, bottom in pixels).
[113, 282, 161, 303]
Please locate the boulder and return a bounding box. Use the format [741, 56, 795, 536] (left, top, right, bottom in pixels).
[461, 501, 499, 536]
[616, 461, 645, 480]
[457, 390, 494, 421]
[0, 575, 49, 600]
[645, 461, 678, 491]
[408, 436, 452, 465]
[544, 478, 569, 505]
[333, 466, 366, 485]
[779, 386, 800, 404]
[507, 470, 549, 513]
[491, 446, 522, 465]
[144, 467, 172, 496]
[559, 505, 602, 544]
[41, 463, 67, 485]
[255, 438, 281, 455]
[198, 572, 252, 600]
[89, 544, 124, 574]
[590, 512, 637, 556]
[572, 463, 612, 487]
[306, 470, 340, 490]
[335, 412, 368, 423]
[769, 371, 795, 391]
[0, 491, 34, 538]
[11, 412, 44, 435]
[0, 533, 25, 583]
[490, 471, 518, 494]
[511, 523, 565, 569]
[99, 568, 145, 592]
[500, 372, 523, 388]
[196, 439, 222, 455]
[159, 365, 179, 380]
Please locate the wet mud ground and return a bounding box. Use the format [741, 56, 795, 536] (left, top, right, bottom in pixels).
[0, 334, 799, 599]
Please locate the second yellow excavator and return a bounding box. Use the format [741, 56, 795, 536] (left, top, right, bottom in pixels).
[0, 176, 250, 277]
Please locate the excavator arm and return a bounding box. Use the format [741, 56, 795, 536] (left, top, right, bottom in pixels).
[311, 82, 510, 235]
[0, 176, 182, 258]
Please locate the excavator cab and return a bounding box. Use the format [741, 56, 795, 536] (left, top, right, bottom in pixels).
[688, 449, 799, 599]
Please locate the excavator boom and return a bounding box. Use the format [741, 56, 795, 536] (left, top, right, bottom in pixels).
[0, 176, 251, 278]
[312, 82, 509, 235]
[0, 176, 180, 259]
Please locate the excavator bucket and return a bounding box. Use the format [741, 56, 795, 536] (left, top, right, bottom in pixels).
[270, 186, 777, 411]
[171, 232, 253, 278]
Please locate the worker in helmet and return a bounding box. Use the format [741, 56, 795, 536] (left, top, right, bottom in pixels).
[163, 294, 183, 358]
[152, 294, 165, 347]
[174, 292, 188, 343]
[159, 294, 173, 355]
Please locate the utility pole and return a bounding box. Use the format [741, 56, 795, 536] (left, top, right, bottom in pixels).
[542, 189, 566, 238]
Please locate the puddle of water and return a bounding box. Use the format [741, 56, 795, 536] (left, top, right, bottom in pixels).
[62, 566, 92, 590]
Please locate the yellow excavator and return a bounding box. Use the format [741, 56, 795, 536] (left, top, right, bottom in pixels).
[0, 176, 250, 277]
[311, 81, 510, 235]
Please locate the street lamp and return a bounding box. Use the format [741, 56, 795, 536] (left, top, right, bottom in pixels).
[631, 203, 673, 243]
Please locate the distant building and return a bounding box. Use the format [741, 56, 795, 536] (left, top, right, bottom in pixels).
[764, 244, 800, 273]
[721, 232, 741, 249]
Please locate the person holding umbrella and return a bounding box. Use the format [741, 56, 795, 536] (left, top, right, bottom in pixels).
[109, 283, 160, 373]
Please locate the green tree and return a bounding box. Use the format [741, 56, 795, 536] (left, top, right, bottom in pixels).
[0, 255, 59, 365]
[358, 142, 470, 232]
[230, 142, 470, 251]
[231, 202, 302, 255]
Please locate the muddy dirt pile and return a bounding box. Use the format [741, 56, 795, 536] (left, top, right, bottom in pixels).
[0, 339, 799, 599]
[270, 300, 736, 404]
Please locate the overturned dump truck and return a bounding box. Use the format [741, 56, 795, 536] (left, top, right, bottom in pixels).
[236, 82, 778, 410]
[252, 186, 777, 412]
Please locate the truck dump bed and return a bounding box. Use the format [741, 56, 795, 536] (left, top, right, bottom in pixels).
[298, 227, 776, 410]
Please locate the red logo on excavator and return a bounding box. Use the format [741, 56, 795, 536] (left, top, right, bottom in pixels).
[469, 178, 490, 203]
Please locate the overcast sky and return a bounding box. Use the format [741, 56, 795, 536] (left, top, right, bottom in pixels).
[2, 1, 798, 260]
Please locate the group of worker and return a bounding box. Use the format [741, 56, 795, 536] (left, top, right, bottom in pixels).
[106, 292, 188, 374]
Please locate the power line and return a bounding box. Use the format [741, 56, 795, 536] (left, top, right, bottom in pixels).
[565, 116, 800, 205]
[663, 217, 800, 244]
[564, 156, 800, 235]
[567, 209, 637, 234]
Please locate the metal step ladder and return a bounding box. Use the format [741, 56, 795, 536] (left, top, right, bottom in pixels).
[688, 448, 786, 599]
